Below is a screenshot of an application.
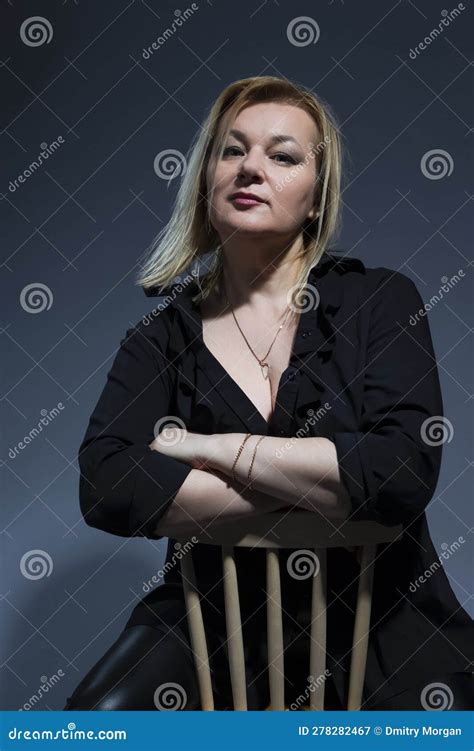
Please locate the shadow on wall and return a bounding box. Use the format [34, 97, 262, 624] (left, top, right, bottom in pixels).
[3, 545, 165, 711]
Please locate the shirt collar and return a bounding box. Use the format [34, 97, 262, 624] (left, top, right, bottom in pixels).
[143, 252, 358, 358]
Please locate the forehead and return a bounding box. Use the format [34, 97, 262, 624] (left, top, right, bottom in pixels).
[228, 102, 319, 147]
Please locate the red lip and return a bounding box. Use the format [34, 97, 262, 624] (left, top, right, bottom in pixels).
[229, 191, 267, 203]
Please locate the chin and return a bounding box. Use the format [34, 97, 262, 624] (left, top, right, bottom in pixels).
[220, 216, 276, 235]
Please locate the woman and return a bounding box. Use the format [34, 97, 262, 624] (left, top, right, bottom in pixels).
[65, 76, 473, 711]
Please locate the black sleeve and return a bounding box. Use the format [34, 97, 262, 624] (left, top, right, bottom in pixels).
[78, 320, 193, 539]
[332, 269, 444, 527]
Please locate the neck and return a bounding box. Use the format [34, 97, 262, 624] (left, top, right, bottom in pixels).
[219, 233, 306, 312]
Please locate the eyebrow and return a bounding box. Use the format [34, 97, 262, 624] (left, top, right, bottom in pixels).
[228, 129, 301, 148]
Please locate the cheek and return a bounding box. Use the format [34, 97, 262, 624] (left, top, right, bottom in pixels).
[274, 186, 307, 215]
[210, 164, 232, 194]
[281, 178, 315, 215]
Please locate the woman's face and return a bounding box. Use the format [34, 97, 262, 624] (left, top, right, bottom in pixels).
[206, 102, 319, 243]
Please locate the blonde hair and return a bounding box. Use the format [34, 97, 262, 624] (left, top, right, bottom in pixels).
[136, 75, 343, 308]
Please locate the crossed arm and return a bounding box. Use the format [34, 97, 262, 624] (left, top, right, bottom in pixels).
[151, 430, 351, 539]
[80, 272, 443, 542]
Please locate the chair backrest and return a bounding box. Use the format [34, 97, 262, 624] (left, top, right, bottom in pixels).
[176, 510, 403, 711]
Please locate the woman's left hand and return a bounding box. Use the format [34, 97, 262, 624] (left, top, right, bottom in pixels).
[149, 427, 214, 470]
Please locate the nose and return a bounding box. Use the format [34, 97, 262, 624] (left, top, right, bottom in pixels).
[237, 147, 265, 182]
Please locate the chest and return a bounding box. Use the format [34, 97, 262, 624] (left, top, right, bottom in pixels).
[201, 312, 300, 424]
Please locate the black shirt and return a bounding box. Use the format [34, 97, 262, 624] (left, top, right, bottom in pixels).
[78, 252, 474, 708]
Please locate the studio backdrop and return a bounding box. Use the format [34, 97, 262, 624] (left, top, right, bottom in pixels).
[1, 0, 472, 711]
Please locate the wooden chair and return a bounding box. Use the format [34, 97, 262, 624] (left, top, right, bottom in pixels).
[176, 511, 402, 711]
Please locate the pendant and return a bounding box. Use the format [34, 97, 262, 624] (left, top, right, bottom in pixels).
[260, 361, 269, 380]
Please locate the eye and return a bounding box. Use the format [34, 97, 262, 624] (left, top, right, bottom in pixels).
[223, 146, 242, 157]
[272, 153, 298, 165]
[223, 146, 298, 165]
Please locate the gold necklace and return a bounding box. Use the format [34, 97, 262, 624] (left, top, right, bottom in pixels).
[223, 276, 292, 385]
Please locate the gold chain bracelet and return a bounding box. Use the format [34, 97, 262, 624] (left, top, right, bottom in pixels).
[247, 435, 266, 485]
[231, 432, 252, 482]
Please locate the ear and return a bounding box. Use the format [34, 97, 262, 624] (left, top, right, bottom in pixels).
[307, 206, 320, 220]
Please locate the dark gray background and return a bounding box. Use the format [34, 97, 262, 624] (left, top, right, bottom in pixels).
[1, 0, 472, 711]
